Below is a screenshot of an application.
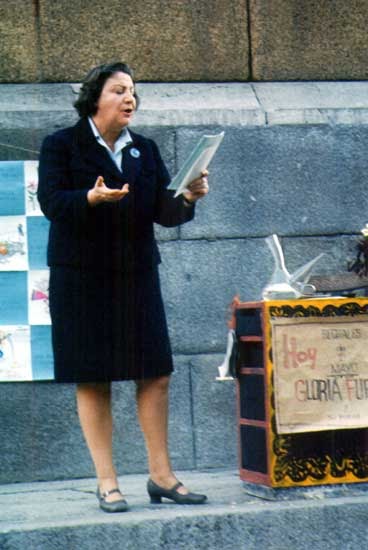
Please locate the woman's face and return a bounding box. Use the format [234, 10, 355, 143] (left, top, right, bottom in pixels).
[95, 71, 136, 130]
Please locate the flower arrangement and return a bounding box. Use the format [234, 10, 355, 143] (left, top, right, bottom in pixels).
[347, 224, 368, 277]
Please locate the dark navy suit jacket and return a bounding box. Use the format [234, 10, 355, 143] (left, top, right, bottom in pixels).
[38, 117, 194, 271]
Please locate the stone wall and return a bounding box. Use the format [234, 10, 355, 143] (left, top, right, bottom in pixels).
[1, 1, 368, 83]
[249, 0, 368, 81]
[1, 82, 368, 483]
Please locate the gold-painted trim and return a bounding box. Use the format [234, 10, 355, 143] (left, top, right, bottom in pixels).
[263, 298, 368, 487]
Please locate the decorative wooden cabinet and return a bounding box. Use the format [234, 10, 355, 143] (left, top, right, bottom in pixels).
[232, 297, 368, 488]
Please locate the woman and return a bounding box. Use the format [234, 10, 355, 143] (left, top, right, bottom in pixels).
[38, 62, 209, 512]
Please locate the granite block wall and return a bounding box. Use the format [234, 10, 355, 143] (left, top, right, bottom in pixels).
[1, 0, 249, 83]
[0, 82, 366, 483]
[249, 0, 368, 81]
[1, 1, 368, 82]
[0, 1, 39, 82]
[0, 357, 199, 483]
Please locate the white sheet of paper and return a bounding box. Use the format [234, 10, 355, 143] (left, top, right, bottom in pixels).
[168, 131, 225, 197]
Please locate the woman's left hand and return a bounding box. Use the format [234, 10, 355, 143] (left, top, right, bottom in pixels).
[183, 170, 209, 204]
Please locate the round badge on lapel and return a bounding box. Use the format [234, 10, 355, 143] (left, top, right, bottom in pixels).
[130, 147, 140, 158]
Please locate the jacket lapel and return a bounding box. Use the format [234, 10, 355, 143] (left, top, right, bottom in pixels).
[121, 134, 142, 185]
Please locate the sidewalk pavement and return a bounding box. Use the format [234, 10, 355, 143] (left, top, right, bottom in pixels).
[1, 469, 368, 550]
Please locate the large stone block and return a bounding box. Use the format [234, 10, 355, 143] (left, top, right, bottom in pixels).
[0, 84, 77, 161]
[0, 382, 89, 483]
[189, 354, 238, 469]
[158, 236, 359, 354]
[178, 125, 368, 239]
[0, 130, 43, 161]
[0, 2, 39, 83]
[133, 82, 264, 127]
[0, 84, 78, 131]
[0, 356, 194, 483]
[253, 82, 368, 126]
[250, 0, 368, 80]
[38, 0, 249, 82]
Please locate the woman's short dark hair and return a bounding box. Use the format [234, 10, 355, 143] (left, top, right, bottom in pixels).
[73, 62, 139, 117]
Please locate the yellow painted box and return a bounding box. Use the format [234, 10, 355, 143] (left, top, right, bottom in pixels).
[233, 297, 368, 488]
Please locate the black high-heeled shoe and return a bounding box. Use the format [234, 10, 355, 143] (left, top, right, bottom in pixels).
[96, 487, 129, 513]
[147, 478, 207, 505]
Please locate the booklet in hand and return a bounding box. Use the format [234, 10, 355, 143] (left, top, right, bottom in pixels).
[168, 131, 225, 197]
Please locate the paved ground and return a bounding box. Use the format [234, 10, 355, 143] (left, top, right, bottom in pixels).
[0, 469, 253, 531]
[1, 469, 368, 550]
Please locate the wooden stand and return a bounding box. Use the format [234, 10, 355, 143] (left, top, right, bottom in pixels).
[232, 297, 368, 488]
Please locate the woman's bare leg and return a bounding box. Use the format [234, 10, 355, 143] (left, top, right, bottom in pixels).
[76, 382, 122, 502]
[135, 375, 188, 494]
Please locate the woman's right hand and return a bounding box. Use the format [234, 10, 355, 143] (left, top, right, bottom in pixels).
[87, 176, 129, 206]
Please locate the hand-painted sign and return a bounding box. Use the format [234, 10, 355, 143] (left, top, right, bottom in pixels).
[272, 316, 368, 433]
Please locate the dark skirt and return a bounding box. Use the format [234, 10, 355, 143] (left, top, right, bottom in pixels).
[49, 265, 173, 383]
